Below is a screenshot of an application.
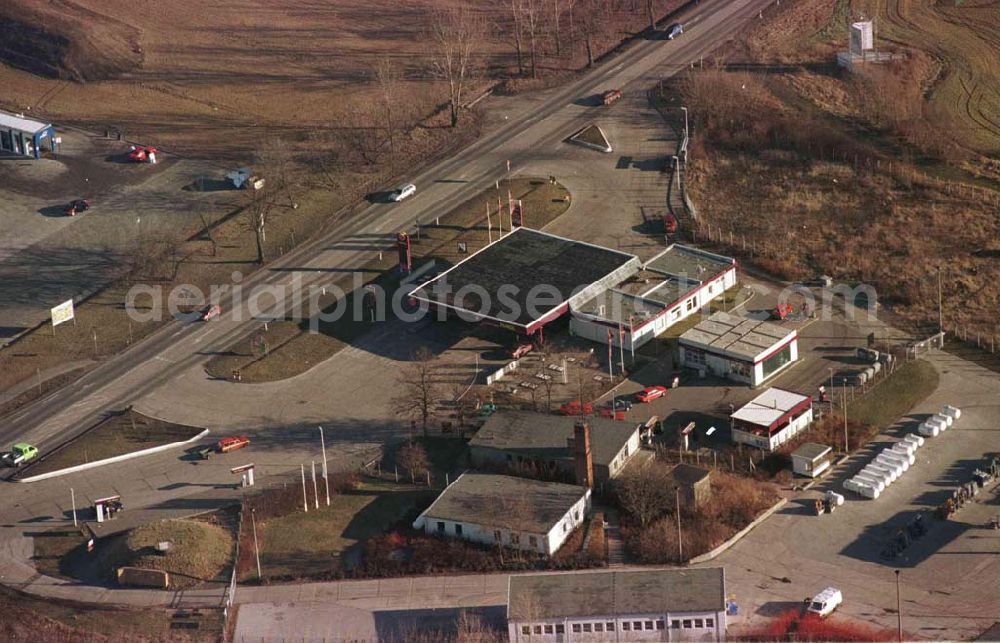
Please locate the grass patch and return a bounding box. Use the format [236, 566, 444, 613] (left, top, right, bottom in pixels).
[205, 177, 572, 383]
[20, 408, 202, 477]
[100, 519, 233, 589]
[0, 583, 222, 642]
[247, 480, 434, 582]
[848, 359, 939, 430]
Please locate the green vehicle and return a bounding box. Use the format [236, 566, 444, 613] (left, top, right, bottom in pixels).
[3, 443, 39, 467]
[478, 402, 498, 418]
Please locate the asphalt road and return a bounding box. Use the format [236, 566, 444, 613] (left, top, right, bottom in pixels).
[0, 0, 776, 458]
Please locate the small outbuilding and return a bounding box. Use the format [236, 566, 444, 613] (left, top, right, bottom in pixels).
[730, 387, 814, 451]
[0, 110, 56, 159]
[669, 463, 713, 509]
[792, 442, 833, 478]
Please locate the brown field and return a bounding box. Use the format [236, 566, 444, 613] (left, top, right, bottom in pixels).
[677, 0, 1000, 339]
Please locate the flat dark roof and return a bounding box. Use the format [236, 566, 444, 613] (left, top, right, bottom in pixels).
[408, 228, 637, 332]
[508, 568, 726, 621]
[670, 463, 712, 486]
[470, 411, 639, 468]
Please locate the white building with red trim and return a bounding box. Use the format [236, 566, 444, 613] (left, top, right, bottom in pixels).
[679, 311, 798, 387]
[729, 387, 814, 451]
[569, 245, 738, 350]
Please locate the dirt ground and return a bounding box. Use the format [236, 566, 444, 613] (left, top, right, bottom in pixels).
[674, 0, 1000, 339]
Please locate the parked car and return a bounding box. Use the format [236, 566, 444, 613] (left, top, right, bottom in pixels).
[600, 407, 626, 421]
[666, 23, 684, 39]
[64, 199, 91, 216]
[128, 145, 158, 163]
[610, 398, 633, 411]
[559, 400, 594, 416]
[478, 402, 498, 418]
[216, 436, 251, 453]
[635, 385, 668, 403]
[600, 89, 623, 105]
[2, 443, 38, 467]
[806, 587, 843, 617]
[390, 183, 417, 202]
[199, 304, 221, 321]
[509, 343, 534, 359]
[663, 213, 678, 234]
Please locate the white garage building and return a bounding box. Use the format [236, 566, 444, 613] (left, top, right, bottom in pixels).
[679, 311, 798, 387]
[730, 387, 815, 451]
[569, 244, 737, 350]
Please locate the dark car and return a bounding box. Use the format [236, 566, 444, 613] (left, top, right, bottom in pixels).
[611, 398, 633, 411]
[64, 199, 91, 216]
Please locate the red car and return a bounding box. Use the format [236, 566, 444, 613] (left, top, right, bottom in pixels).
[216, 436, 250, 453]
[663, 213, 678, 234]
[601, 89, 622, 105]
[64, 199, 91, 216]
[509, 343, 534, 359]
[559, 400, 594, 416]
[771, 303, 793, 320]
[128, 145, 158, 163]
[635, 385, 668, 403]
[199, 304, 221, 321]
[600, 406, 626, 421]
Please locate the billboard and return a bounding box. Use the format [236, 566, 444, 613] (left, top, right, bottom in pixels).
[51, 299, 74, 327]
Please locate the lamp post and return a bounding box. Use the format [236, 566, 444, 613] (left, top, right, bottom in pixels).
[680, 106, 689, 142]
[895, 570, 902, 642]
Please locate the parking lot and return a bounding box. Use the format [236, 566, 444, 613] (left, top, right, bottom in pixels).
[0, 127, 232, 342]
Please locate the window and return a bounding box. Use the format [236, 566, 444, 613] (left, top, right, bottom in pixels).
[454, 524, 463, 536]
[583, 623, 592, 633]
[544, 625, 553, 634]
[686, 298, 696, 311]
[761, 342, 794, 379]
[656, 621, 665, 630]
[622, 622, 630, 631]
[436, 521, 445, 533]
[521, 625, 530, 635]
[534, 625, 542, 635]
[529, 535, 538, 547]
[671, 620, 681, 629]
[706, 618, 714, 628]
[572, 624, 582, 633]
[510, 533, 520, 545]
[563, 523, 569, 533]
[683, 619, 692, 629]
[595, 623, 603, 632]
[606, 622, 615, 631]
[573, 510, 580, 521]
[645, 621, 654, 630]
[633, 621, 642, 630]
[694, 619, 704, 628]
[556, 624, 565, 634]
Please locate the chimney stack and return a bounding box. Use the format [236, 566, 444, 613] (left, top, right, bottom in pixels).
[570, 421, 594, 489]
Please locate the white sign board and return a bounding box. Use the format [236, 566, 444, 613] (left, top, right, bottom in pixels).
[51, 299, 75, 327]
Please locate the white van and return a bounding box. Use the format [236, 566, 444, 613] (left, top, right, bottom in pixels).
[807, 587, 843, 617]
[390, 183, 416, 202]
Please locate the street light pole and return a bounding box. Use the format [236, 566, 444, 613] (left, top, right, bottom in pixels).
[319, 426, 330, 506]
[251, 508, 262, 579]
[937, 267, 943, 333]
[680, 107, 689, 143]
[895, 569, 902, 642]
[843, 382, 849, 452]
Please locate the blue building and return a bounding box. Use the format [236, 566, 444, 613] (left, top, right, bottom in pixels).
[0, 110, 57, 159]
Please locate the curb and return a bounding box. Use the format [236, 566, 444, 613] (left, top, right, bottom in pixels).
[16, 429, 210, 483]
[687, 497, 787, 565]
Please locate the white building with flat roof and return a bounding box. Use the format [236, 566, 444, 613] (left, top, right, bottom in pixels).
[679, 311, 797, 387]
[730, 387, 814, 451]
[508, 568, 727, 641]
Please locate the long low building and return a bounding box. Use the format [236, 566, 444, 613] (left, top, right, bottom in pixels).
[570, 244, 738, 350]
[470, 412, 641, 486]
[508, 568, 727, 641]
[679, 311, 797, 387]
[412, 472, 591, 556]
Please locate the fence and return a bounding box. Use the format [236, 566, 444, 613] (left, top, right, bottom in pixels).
[222, 504, 244, 642]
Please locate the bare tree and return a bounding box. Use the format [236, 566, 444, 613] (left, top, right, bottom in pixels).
[392, 346, 441, 436]
[396, 441, 430, 483]
[549, 0, 564, 56]
[428, 8, 481, 128]
[645, 0, 656, 32]
[372, 57, 403, 171]
[577, 0, 606, 68]
[246, 187, 273, 265]
[509, 0, 525, 76]
[520, 0, 542, 79]
[612, 462, 675, 527]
